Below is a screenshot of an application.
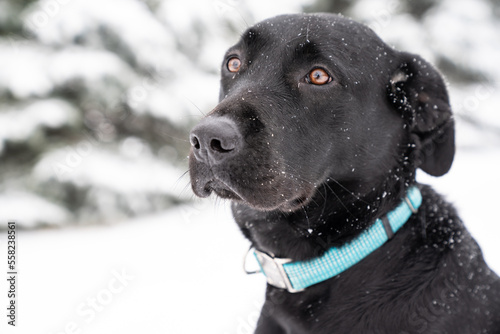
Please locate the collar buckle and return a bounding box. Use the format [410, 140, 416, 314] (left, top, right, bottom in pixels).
[404, 195, 418, 214]
[254, 249, 304, 293]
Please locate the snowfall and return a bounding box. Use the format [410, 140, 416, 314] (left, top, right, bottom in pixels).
[1, 150, 499, 334]
[1, 0, 500, 333]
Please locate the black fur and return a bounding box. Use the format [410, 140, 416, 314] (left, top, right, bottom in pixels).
[189, 13, 500, 333]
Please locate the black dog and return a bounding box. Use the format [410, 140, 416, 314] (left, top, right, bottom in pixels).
[189, 13, 500, 333]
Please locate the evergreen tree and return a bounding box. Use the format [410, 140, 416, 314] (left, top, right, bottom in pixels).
[0, 0, 254, 227]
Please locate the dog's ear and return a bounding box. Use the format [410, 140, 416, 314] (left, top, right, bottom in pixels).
[387, 52, 455, 177]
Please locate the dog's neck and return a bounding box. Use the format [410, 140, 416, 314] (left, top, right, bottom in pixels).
[232, 172, 413, 262]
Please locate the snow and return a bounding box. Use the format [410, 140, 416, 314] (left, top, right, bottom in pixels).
[126, 70, 219, 127]
[349, 0, 500, 147]
[0, 42, 133, 100]
[0, 99, 79, 149]
[24, 0, 177, 73]
[16, 0, 231, 126]
[34, 145, 189, 197]
[49, 48, 135, 88]
[0, 191, 71, 228]
[425, 0, 500, 78]
[0, 199, 263, 334]
[0, 43, 53, 98]
[26, 141, 190, 225]
[418, 149, 500, 272]
[245, 0, 315, 21]
[0, 147, 499, 334]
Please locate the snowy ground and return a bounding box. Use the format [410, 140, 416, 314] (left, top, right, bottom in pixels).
[0, 146, 499, 334]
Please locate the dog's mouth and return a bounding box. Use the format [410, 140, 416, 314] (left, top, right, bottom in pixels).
[189, 148, 319, 211]
[193, 174, 317, 212]
[222, 182, 316, 212]
[204, 180, 242, 201]
[278, 189, 316, 212]
[292, 193, 312, 206]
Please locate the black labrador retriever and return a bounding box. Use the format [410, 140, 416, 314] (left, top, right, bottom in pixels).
[189, 13, 500, 333]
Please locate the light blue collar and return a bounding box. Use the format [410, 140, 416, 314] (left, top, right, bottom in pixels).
[250, 186, 422, 293]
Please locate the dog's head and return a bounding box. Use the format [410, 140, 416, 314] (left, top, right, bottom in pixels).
[189, 13, 454, 212]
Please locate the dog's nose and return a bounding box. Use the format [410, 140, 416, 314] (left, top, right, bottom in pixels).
[190, 116, 242, 164]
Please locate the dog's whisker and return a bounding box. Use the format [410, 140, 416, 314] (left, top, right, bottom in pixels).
[318, 184, 329, 220]
[183, 96, 207, 117]
[176, 169, 191, 183]
[327, 178, 371, 206]
[279, 161, 315, 185]
[174, 170, 192, 194]
[323, 181, 357, 220]
[302, 205, 312, 233]
[179, 181, 194, 198]
[158, 131, 190, 143]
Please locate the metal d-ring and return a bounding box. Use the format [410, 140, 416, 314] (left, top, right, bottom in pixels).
[243, 246, 261, 275]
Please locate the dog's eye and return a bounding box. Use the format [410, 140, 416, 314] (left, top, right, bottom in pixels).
[307, 68, 332, 85]
[227, 57, 242, 73]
